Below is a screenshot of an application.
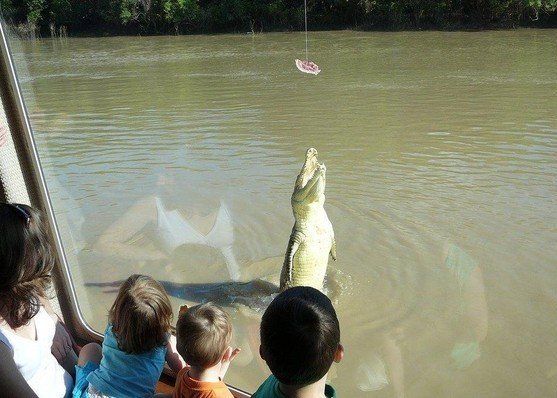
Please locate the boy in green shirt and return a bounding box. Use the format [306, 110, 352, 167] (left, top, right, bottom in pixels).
[252, 286, 344, 398]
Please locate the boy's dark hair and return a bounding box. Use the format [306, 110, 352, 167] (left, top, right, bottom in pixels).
[260, 286, 340, 386]
[0, 204, 55, 328]
[175, 302, 232, 368]
[109, 274, 172, 354]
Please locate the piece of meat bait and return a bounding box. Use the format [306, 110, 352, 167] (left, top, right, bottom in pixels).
[295, 59, 321, 75]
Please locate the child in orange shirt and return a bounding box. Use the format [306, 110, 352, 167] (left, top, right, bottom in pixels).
[173, 303, 240, 398]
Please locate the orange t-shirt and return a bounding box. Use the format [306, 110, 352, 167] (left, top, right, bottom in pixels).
[173, 368, 234, 398]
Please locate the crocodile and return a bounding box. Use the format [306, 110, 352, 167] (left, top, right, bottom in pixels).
[279, 148, 336, 292]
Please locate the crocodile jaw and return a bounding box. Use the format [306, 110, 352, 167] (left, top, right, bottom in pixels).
[297, 148, 319, 188]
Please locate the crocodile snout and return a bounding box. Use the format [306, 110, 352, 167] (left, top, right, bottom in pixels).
[306, 147, 318, 159]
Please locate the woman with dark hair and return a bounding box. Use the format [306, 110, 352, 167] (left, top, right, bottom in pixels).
[0, 203, 76, 397]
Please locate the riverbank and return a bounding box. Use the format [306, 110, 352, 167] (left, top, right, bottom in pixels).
[9, 21, 557, 41]
[2, 0, 557, 39]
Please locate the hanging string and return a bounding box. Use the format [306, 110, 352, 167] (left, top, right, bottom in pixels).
[304, 0, 308, 60]
[295, 0, 320, 74]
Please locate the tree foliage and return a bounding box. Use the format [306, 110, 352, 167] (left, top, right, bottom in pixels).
[163, 0, 200, 32]
[0, 0, 555, 35]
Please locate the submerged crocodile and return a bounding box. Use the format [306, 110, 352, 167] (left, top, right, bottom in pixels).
[280, 148, 336, 292]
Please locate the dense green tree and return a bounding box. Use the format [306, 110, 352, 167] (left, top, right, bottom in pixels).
[163, 0, 200, 33]
[25, 0, 46, 24]
[0, 0, 16, 20]
[0, 0, 556, 35]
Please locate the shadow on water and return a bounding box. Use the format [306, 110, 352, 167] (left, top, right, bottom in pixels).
[85, 278, 279, 310]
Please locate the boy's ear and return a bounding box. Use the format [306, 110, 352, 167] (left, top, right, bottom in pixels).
[334, 343, 344, 363]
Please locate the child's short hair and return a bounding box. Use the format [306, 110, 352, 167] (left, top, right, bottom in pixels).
[109, 274, 172, 354]
[0, 203, 55, 328]
[260, 286, 340, 386]
[175, 302, 232, 368]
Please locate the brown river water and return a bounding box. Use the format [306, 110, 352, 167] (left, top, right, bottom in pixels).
[6, 29, 557, 397]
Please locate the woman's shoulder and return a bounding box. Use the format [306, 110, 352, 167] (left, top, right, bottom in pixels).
[0, 306, 54, 341]
[35, 305, 56, 329]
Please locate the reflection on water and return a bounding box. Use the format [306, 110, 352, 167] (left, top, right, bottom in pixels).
[93, 169, 242, 281]
[8, 30, 557, 396]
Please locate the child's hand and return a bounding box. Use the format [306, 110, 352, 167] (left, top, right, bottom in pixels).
[218, 346, 241, 380]
[166, 335, 187, 373]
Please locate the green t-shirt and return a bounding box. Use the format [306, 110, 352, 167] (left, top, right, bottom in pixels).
[252, 375, 337, 398]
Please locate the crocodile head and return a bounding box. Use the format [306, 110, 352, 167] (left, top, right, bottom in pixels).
[292, 147, 326, 205]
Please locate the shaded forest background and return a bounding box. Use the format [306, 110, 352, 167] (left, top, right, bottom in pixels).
[1, 0, 556, 37]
